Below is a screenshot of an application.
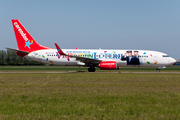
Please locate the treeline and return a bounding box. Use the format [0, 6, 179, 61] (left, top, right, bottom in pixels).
[0, 50, 44, 65]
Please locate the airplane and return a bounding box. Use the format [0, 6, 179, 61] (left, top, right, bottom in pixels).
[6, 19, 176, 72]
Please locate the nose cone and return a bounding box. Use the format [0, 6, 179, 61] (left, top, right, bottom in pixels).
[170, 57, 176, 65]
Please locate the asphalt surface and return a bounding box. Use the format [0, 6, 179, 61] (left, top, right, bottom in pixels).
[0, 71, 180, 74]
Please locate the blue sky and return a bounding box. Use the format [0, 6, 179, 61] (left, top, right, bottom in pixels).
[0, 0, 180, 58]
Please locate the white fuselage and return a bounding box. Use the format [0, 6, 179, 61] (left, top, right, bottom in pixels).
[25, 49, 176, 68]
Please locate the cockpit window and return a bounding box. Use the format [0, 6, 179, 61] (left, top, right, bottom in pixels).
[162, 55, 169, 57]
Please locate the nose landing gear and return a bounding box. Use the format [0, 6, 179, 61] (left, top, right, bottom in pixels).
[156, 66, 166, 72]
[156, 69, 160, 72]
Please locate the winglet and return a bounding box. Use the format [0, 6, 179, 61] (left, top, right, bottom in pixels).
[54, 43, 66, 55]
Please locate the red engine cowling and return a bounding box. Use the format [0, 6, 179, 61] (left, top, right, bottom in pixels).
[99, 61, 119, 70]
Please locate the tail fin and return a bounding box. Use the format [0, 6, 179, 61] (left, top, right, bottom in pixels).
[12, 19, 52, 52]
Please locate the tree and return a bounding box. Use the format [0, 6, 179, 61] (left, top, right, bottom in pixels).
[0, 50, 44, 66]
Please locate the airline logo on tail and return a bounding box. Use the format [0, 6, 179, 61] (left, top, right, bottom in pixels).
[25, 40, 33, 49]
[14, 22, 33, 49]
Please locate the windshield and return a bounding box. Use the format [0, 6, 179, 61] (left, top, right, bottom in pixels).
[162, 55, 169, 57]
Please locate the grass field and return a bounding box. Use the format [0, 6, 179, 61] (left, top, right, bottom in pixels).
[0, 72, 180, 119]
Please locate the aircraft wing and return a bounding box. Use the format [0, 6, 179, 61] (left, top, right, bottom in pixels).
[54, 43, 102, 65]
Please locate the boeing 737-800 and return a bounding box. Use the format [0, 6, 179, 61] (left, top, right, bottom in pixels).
[6, 19, 176, 72]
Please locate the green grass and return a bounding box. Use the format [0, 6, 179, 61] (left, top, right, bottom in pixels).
[0, 73, 180, 119]
[0, 65, 180, 72]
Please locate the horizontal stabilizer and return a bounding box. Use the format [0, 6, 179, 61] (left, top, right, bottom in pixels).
[6, 47, 29, 57]
[6, 48, 29, 54]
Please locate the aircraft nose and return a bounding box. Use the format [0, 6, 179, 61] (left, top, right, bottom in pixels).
[170, 57, 176, 65]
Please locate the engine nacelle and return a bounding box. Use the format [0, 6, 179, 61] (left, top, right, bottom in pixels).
[99, 61, 119, 70]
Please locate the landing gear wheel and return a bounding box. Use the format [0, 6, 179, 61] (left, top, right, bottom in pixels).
[88, 67, 96, 72]
[88, 68, 91, 72]
[156, 69, 160, 72]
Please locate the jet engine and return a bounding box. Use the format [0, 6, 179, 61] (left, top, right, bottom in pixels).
[99, 61, 119, 70]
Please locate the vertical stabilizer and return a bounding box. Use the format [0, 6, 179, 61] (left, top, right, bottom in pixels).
[12, 19, 52, 52]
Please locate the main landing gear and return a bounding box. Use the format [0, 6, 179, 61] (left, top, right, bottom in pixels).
[156, 69, 160, 72]
[88, 67, 96, 72]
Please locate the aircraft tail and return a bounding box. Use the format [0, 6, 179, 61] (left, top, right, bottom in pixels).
[12, 19, 52, 53]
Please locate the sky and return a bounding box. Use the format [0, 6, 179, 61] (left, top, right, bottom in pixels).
[0, 0, 180, 58]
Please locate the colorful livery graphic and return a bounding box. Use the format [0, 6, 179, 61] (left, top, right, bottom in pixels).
[7, 19, 176, 72]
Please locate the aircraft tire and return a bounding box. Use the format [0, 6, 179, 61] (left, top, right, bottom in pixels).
[92, 68, 96, 72]
[156, 69, 160, 72]
[88, 67, 96, 72]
